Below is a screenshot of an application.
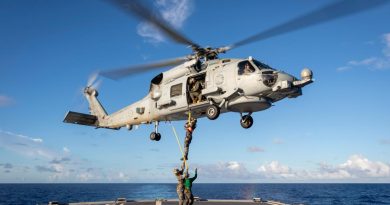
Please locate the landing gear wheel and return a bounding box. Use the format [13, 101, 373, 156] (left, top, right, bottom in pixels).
[150, 132, 161, 141]
[155, 133, 161, 141]
[240, 115, 253, 129]
[206, 105, 220, 120]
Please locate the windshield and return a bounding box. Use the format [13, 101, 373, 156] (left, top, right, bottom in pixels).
[238, 60, 256, 75]
[252, 60, 273, 70]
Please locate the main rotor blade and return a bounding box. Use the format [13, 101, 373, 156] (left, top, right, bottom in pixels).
[229, 0, 388, 49]
[100, 56, 188, 80]
[109, 0, 199, 49]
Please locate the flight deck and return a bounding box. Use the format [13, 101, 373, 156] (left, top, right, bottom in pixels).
[48, 198, 290, 205]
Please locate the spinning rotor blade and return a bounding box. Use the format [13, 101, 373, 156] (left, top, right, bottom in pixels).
[87, 72, 102, 89]
[100, 56, 188, 80]
[109, 0, 200, 49]
[229, 0, 388, 49]
[87, 72, 99, 86]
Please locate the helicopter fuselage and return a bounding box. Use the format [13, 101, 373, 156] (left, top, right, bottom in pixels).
[64, 57, 313, 132]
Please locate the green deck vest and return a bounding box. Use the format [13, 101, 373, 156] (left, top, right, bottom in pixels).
[184, 171, 197, 190]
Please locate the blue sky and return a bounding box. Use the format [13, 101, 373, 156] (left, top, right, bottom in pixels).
[1, 0, 390, 183]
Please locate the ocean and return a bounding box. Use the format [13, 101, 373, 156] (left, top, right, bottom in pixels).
[0, 183, 389, 205]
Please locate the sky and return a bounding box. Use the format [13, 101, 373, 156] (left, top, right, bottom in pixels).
[1, 0, 390, 183]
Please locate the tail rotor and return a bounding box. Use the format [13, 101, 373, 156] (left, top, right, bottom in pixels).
[86, 72, 102, 90]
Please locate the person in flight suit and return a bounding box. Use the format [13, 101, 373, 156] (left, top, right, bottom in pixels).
[244, 62, 254, 74]
[189, 78, 203, 104]
[184, 168, 197, 205]
[173, 166, 185, 205]
[181, 117, 197, 161]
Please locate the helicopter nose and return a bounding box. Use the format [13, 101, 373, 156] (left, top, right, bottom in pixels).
[271, 72, 295, 92]
[292, 68, 314, 88]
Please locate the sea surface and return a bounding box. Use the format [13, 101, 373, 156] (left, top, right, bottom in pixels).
[0, 183, 389, 205]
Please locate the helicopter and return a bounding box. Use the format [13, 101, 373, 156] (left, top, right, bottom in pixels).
[63, 0, 387, 141]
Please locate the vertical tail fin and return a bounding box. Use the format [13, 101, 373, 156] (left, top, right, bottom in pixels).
[84, 87, 107, 120]
[63, 88, 116, 129]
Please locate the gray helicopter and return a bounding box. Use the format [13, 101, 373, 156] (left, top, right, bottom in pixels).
[64, 0, 387, 141]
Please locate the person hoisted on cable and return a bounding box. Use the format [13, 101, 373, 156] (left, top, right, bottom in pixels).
[181, 117, 197, 161]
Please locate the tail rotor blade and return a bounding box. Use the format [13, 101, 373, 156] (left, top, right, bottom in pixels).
[87, 72, 100, 87]
[91, 79, 102, 90]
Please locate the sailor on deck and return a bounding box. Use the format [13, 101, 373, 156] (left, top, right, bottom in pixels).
[184, 168, 197, 205]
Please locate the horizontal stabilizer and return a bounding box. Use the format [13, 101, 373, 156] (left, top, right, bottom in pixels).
[63, 111, 97, 126]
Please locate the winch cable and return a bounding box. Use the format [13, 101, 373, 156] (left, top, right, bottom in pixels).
[171, 124, 188, 170]
[171, 110, 192, 171]
[187, 110, 191, 124]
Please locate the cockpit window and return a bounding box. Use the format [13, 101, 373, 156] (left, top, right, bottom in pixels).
[253, 60, 273, 70]
[238, 61, 256, 75]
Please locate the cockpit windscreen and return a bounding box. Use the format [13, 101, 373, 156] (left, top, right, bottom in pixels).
[253, 60, 273, 70]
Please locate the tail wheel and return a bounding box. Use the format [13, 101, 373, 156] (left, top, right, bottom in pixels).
[206, 105, 220, 120]
[240, 115, 253, 129]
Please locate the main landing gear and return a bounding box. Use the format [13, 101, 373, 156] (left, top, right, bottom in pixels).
[205, 103, 253, 129]
[240, 113, 253, 129]
[206, 104, 220, 120]
[150, 121, 161, 141]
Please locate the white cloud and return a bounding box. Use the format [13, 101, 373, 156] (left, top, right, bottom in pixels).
[0, 130, 53, 159]
[75, 168, 131, 182]
[63, 147, 70, 153]
[119, 171, 125, 178]
[0, 130, 138, 182]
[336, 66, 352, 72]
[273, 138, 284, 145]
[0, 95, 14, 107]
[156, 0, 191, 28]
[339, 155, 390, 178]
[193, 155, 390, 182]
[36, 165, 60, 173]
[383, 33, 390, 57]
[31, 138, 43, 143]
[117, 171, 131, 181]
[312, 155, 390, 180]
[247, 146, 264, 153]
[77, 170, 97, 181]
[0, 130, 82, 181]
[258, 161, 296, 178]
[0, 163, 13, 169]
[192, 155, 390, 182]
[380, 139, 390, 145]
[226, 161, 241, 170]
[50, 157, 71, 164]
[194, 161, 250, 180]
[337, 33, 390, 71]
[137, 23, 165, 43]
[137, 0, 193, 43]
[257, 155, 390, 180]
